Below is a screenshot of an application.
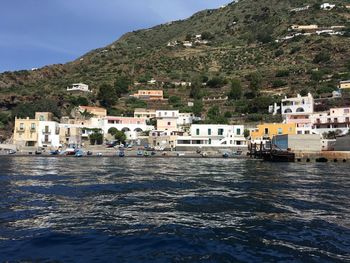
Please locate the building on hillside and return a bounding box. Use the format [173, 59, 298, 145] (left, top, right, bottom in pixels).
[291, 25, 318, 31]
[147, 79, 157, 85]
[290, 5, 310, 12]
[281, 93, 314, 115]
[320, 3, 335, 10]
[176, 125, 247, 150]
[77, 106, 107, 118]
[13, 112, 60, 148]
[130, 90, 164, 100]
[250, 123, 296, 142]
[67, 83, 91, 92]
[339, 80, 350, 91]
[134, 108, 156, 119]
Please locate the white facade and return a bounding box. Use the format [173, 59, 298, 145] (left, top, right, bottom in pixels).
[320, 3, 335, 10]
[38, 121, 61, 148]
[67, 83, 90, 92]
[282, 93, 314, 115]
[176, 125, 247, 148]
[177, 113, 199, 126]
[310, 107, 350, 135]
[103, 117, 154, 140]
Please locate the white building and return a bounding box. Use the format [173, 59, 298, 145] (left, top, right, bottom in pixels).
[320, 3, 335, 10]
[38, 121, 61, 148]
[67, 83, 91, 92]
[103, 116, 154, 140]
[282, 93, 314, 115]
[176, 125, 247, 149]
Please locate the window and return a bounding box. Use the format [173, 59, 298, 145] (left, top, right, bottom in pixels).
[264, 128, 269, 135]
[19, 123, 24, 130]
[344, 109, 349, 114]
[167, 122, 171, 126]
[31, 123, 36, 130]
[209, 138, 212, 145]
[305, 131, 310, 134]
[237, 141, 241, 145]
[278, 128, 283, 135]
[236, 128, 241, 135]
[218, 129, 224, 136]
[208, 129, 211, 135]
[196, 129, 200, 136]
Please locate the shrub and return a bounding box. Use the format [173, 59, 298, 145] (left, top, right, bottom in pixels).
[272, 79, 287, 88]
[275, 70, 290, 77]
[313, 52, 331, 64]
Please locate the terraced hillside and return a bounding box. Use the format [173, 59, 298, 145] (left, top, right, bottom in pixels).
[0, 0, 350, 139]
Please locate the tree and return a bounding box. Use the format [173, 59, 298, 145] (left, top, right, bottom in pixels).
[12, 99, 61, 119]
[206, 77, 227, 89]
[228, 79, 242, 100]
[89, 129, 103, 145]
[98, 84, 117, 107]
[114, 76, 131, 97]
[189, 84, 203, 99]
[108, 127, 118, 136]
[201, 32, 214, 40]
[244, 129, 250, 138]
[114, 130, 126, 143]
[192, 100, 203, 117]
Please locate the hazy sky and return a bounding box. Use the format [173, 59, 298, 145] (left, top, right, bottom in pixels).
[0, 0, 231, 72]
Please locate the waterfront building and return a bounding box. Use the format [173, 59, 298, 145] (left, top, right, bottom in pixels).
[272, 134, 322, 152]
[148, 130, 184, 150]
[176, 124, 247, 150]
[13, 112, 57, 148]
[250, 123, 296, 141]
[38, 120, 61, 148]
[130, 90, 164, 100]
[67, 83, 91, 92]
[103, 116, 154, 140]
[310, 107, 350, 135]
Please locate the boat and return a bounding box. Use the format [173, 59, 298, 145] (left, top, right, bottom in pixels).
[223, 152, 229, 158]
[118, 151, 125, 157]
[201, 152, 208, 157]
[144, 151, 149, 157]
[137, 150, 143, 156]
[65, 148, 76, 156]
[50, 150, 59, 155]
[75, 150, 84, 157]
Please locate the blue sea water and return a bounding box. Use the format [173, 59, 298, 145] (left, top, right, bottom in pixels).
[0, 157, 349, 262]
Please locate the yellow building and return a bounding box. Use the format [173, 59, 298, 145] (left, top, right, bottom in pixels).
[250, 123, 296, 140]
[13, 112, 53, 147]
[339, 80, 350, 90]
[78, 106, 107, 118]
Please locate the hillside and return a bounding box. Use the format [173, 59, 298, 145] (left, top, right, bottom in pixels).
[1, 0, 350, 139]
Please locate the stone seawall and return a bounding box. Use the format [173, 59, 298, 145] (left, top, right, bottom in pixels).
[294, 151, 350, 163]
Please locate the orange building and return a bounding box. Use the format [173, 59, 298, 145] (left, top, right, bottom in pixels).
[78, 106, 107, 118]
[131, 90, 164, 100]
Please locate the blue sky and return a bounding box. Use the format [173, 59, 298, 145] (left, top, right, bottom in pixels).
[0, 0, 230, 73]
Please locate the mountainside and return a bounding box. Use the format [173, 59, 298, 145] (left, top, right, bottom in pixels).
[1, 0, 350, 138]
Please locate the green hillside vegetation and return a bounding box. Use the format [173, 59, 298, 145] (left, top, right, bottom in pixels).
[0, 0, 350, 139]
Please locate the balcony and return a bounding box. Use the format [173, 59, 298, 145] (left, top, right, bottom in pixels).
[42, 139, 52, 144]
[16, 128, 25, 133]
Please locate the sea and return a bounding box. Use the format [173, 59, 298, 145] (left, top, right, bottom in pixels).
[0, 157, 349, 262]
